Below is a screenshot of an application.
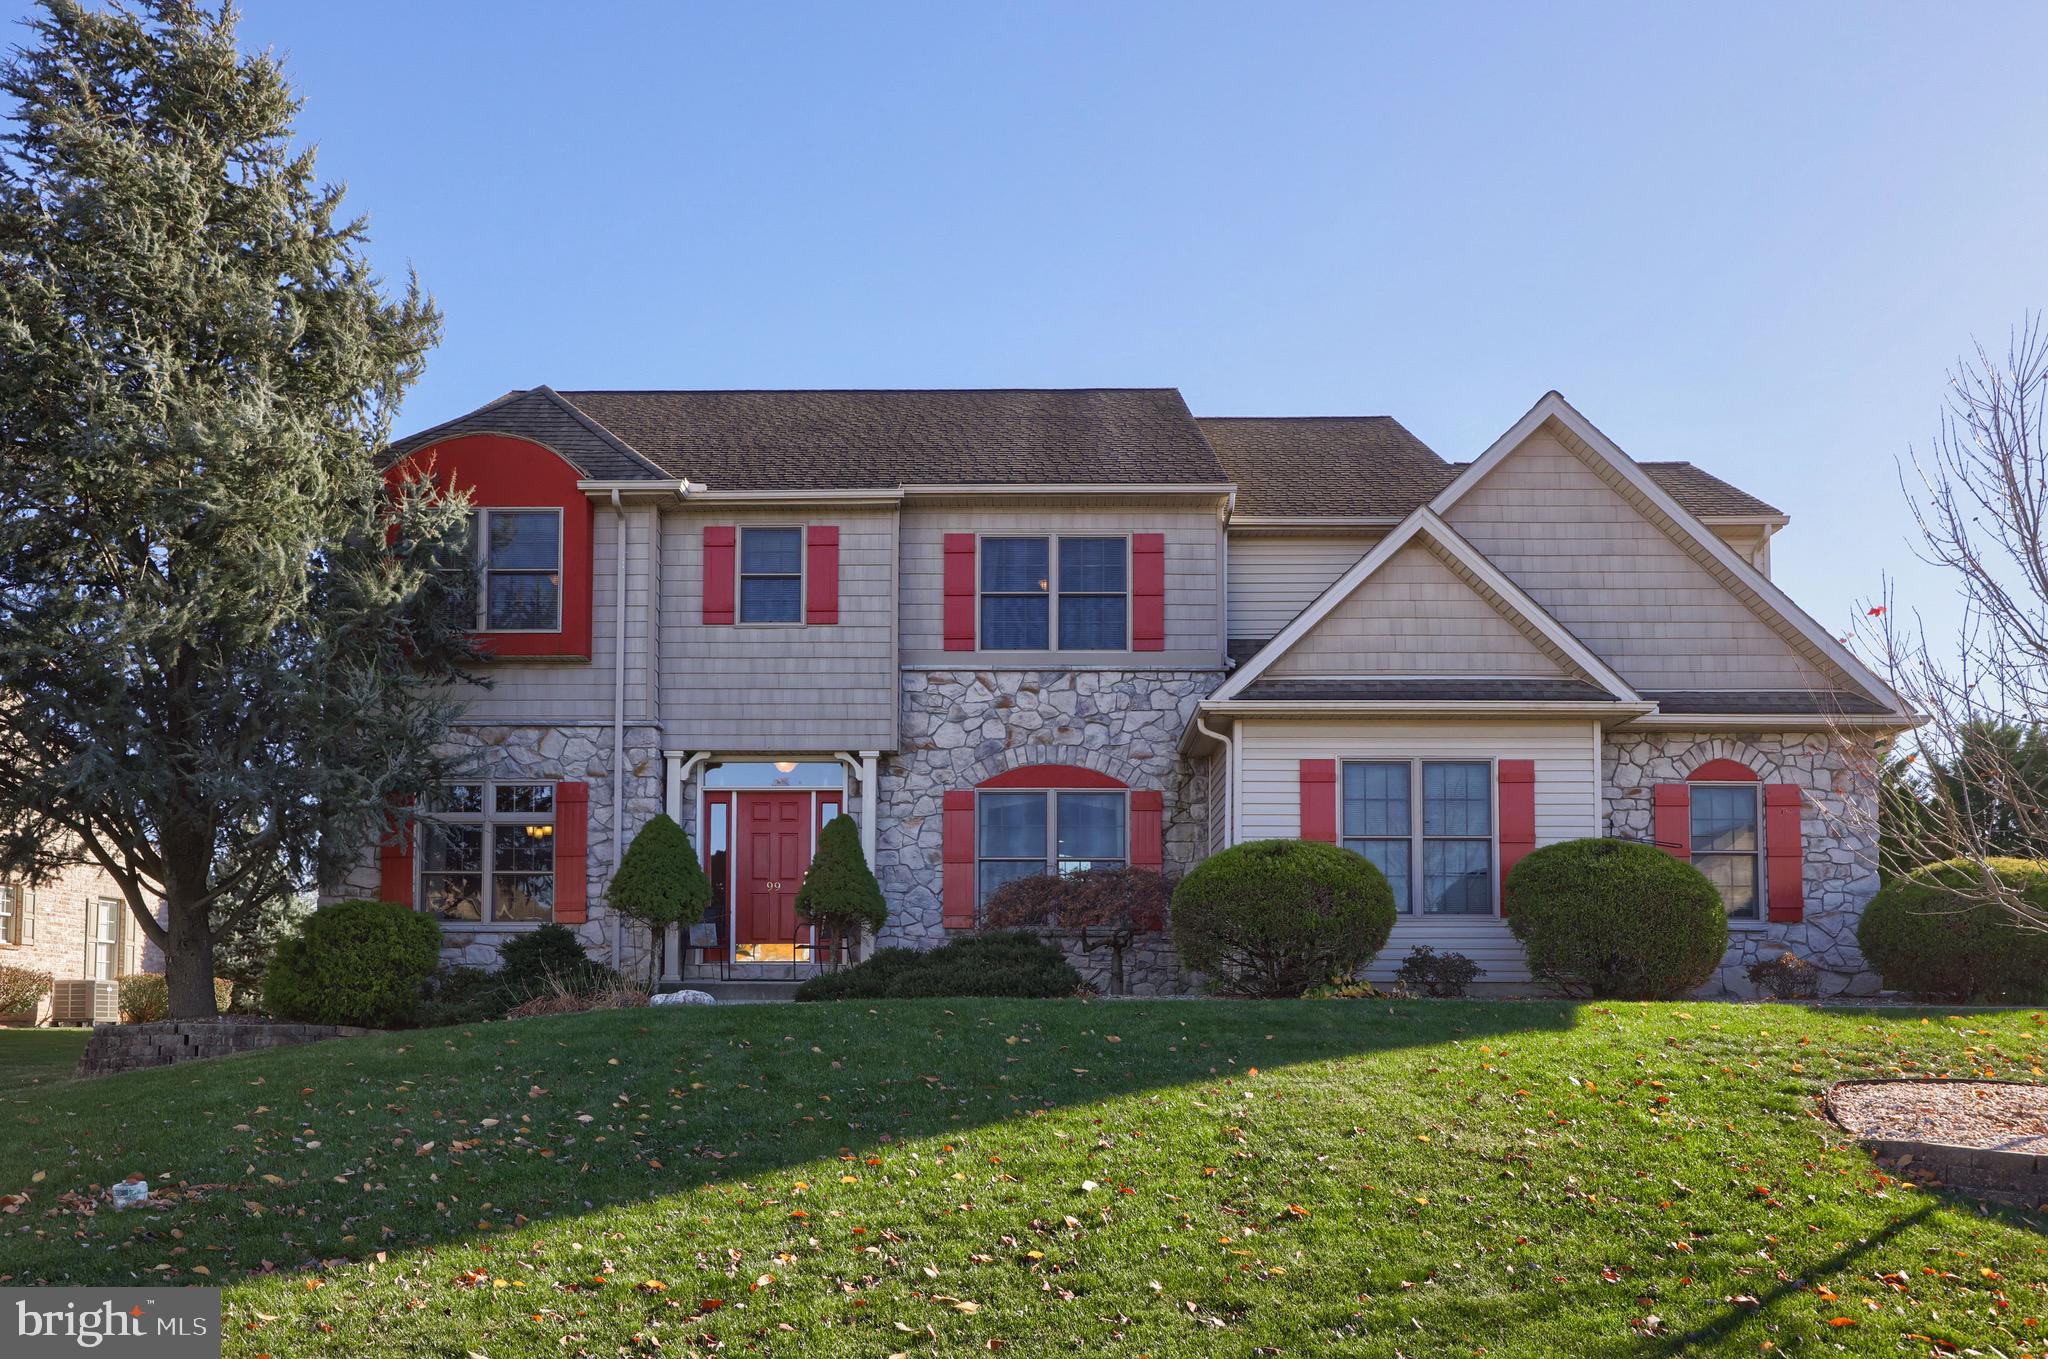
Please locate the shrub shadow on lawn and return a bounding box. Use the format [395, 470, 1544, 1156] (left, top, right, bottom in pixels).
[0, 997, 1575, 1287]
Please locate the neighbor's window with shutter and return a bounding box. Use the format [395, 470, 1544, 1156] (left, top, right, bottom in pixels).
[419, 782, 556, 924]
[471, 508, 563, 631]
[0, 885, 17, 945]
[90, 898, 120, 979]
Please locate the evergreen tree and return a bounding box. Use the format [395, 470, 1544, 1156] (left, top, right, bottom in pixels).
[0, 1, 472, 1016]
[608, 814, 709, 982]
[795, 815, 886, 967]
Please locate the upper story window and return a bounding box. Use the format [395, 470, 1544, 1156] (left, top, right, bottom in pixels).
[472, 508, 562, 632]
[976, 787, 1128, 903]
[420, 782, 556, 924]
[1691, 784, 1762, 920]
[1341, 760, 1493, 913]
[740, 527, 803, 623]
[979, 535, 1127, 651]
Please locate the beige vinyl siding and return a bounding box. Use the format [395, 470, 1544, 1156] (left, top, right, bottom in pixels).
[451, 502, 658, 726]
[1205, 747, 1230, 855]
[899, 504, 1225, 669]
[660, 506, 899, 751]
[1235, 718, 1602, 983]
[1225, 533, 1380, 641]
[1267, 542, 1570, 678]
[1444, 433, 1829, 689]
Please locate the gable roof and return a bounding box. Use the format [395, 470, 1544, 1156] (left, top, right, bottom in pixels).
[551, 388, 1228, 490]
[1426, 390, 1907, 715]
[387, 387, 666, 481]
[1210, 507, 1641, 704]
[1636, 462, 1783, 518]
[1198, 416, 1455, 516]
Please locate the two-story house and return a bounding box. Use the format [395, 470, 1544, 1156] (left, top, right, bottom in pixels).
[333, 387, 1912, 996]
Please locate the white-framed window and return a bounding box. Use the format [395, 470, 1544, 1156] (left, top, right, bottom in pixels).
[0, 885, 18, 946]
[975, 789, 1128, 903]
[978, 535, 1128, 651]
[471, 508, 563, 632]
[1690, 783, 1763, 921]
[1340, 760, 1494, 914]
[419, 782, 557, 924]
[738, 526, 804, 623]
[90, 898, 120, 979]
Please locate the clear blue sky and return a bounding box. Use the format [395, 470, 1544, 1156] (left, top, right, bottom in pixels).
[19, 1, 2048, 643]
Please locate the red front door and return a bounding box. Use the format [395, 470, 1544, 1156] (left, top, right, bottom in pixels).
[737, 792, 811, 956]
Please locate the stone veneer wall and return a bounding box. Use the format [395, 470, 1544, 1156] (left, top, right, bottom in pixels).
[77, 1017, 373, 1077]
[875, 669, 1221, 995]
[1603, 730, 1883, 997]
[326, 723, 667, 976]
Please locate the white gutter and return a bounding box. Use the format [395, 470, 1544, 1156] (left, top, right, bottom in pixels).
[610, 489, 629, 971]
[1226, 515, 1399, 529]
[899, 482, 1238, 498]
[1621, 712, 1923, 731]
[576, 478, 701, 497]
[1193, 714, 1237, 848]
[685, 488, 904, 505]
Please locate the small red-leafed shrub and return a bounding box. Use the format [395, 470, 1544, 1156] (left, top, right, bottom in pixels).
[982, 866, 1172, 995]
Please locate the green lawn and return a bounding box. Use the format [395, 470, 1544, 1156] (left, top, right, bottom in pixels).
[0, 1025, 88, 1091]
[0, 1000, 2042, 1357]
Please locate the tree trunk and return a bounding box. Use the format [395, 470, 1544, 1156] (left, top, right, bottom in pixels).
[162, 896, 220, 1019]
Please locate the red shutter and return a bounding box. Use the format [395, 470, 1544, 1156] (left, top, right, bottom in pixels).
[1764, 783, 1805, 922]
[555, 781, 590, 923]
[377, 797, 414, 907]
[1497, 759, 1536, 911]
[1131, 532, 1165, 651]
[943, 534, 976, 651]
[1299, 759, 1337, 842]
[942, 790, 977, 928]
[702, 526, 736, 625]
[805, 525, 840, 624]
[1653, 783, 1691, 859]
[1130, 790, 1164, 872]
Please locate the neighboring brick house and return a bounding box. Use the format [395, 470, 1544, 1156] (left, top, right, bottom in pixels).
[331, 387, 1913, 996]
[0, 862, 149, 1023]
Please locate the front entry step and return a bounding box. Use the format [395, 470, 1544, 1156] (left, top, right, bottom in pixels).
[657, 979, 803, 1004]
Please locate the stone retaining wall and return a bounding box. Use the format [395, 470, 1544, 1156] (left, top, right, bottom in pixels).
[75, 1018, 373, 1078]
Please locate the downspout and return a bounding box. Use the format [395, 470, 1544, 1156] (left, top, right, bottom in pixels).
[1194, 714, 1235, 849]
[611, 489, 628, 972]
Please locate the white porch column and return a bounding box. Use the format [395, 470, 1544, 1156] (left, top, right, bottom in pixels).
[659, 753, 687, 985]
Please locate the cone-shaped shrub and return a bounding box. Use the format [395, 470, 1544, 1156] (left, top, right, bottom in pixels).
[609, 814, 710, 978]
[796, 815, 887, 964]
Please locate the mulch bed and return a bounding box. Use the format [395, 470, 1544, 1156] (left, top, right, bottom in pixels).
[1828, 1079, 2048, 1154]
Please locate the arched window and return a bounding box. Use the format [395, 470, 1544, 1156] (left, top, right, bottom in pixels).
[938, 765, 1163, 928]
[1652, 758, 1802, 924]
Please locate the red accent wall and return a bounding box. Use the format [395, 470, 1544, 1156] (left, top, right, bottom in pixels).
[1764, 784, 1805, 922]
[1298, 759, 1337, 842]
[386, 434, 594, 660]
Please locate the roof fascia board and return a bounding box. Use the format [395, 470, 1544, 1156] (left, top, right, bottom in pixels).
[1201, 699, 1659, 722]
[1426, 392, 1910, 716]
[1227, 515, 1402, 529]
[1621, 712, 1926, 732]
[898, 482, 1237, 498]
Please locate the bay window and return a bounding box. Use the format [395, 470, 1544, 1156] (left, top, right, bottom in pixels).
[1341, 760, 1493, 913]
[420, 782, 556, 924]
[976, 789, 1128, 902]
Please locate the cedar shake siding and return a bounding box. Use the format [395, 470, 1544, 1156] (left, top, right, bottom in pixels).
[330, 385, 1908, 999]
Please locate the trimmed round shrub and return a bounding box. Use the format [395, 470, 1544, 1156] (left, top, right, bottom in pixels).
[1857, 857, 2048, 1002]
[1170, 839, 1396, 998]
[1505, 838, 1727, 999]
[794, 933, 1082, 1002]
[264, 898, 442, 1027]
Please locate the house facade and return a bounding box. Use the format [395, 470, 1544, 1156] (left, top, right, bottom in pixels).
[331, 387, 1912, 996]
[0, 861, 151, 1022]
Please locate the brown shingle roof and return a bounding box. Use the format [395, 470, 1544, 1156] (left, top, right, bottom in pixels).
[552, 388, 1227, 490]
[1636, 463, 1784, 517]
[387, 388, 662, 480]
[1198, 416, 1455, 517]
